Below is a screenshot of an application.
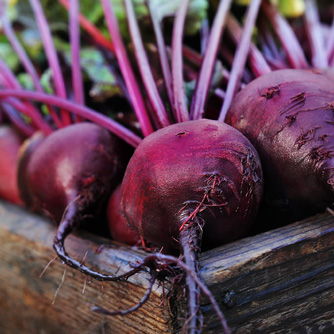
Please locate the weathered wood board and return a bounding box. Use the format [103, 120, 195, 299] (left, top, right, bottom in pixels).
[1, 200, 334, 333]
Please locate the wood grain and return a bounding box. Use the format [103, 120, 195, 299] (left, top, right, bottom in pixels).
[0, 201, 173, 334]
[198, 212, 334, 333]
[1, 200, 334, 333]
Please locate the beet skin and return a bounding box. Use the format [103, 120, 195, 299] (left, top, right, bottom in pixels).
[107, 184, 141, 246]
[19, 122, 132, 279]
[121, 119, 263, 253]
[226, 69, 334, 223]
[0, 125, 24, 205]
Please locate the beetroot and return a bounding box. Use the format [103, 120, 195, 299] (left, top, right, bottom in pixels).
[17, 131, 45, 209]
[19, 122, 133, 278]
[117, 118, 263, 332]
[122, 119, 263, 253]
[107, 184, 141, 246]
[226, 68, 334, 223]
[0, 125, 24, 205]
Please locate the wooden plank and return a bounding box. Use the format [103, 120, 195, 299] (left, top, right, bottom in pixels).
[0, 201, 173, 334]
[198, 212, 334, 333]
[1, 200, 334, 333]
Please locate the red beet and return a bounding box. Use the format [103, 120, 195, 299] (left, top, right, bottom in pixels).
[19, 122, 132, 278]
[226, 68, 334, 224]
[17, 131, 45, 209]
[122, 119, 263, 253]
[118, 119, 263, 333]
[0, 125, 25, 205]
[107, 184, 141, 246]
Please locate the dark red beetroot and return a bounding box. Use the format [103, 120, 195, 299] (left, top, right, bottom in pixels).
[17, 131, 45, 209]
[107, 184, 141, 246]
[0, 125, 25, 205]
[226, 68, 334, 224]
[122, 119, 263, 253]
[118, 119, 263, 332]
[20, 122, 133, 278]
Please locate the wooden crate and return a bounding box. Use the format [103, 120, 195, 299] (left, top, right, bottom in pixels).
[1, 199, 334, 334]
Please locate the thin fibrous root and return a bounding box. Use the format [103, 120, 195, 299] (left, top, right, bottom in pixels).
[91, 274, 157, 316]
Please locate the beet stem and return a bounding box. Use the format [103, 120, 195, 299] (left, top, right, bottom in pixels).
[69, 0, 85, 117]
[261, 0, 309, 69]
[171, 0, 191, 123]
[327, 18, 334, 65]
[200, 18, 210, 56]
[226, 13, 272, 77]
[58, 0, 114, 53]
[0, 89, 142, 147]
[101, 0, 154, 137]
[29, 0, 71, 126]
[1, 16, 63, 129]
[304, 0, 328, 68]
[147, 2, 174, 113]
[124, 0, 170, 128]
[1, 97, 51, 134]
[1, 104, 35, 137]
[91, 274, 156, 316]
[190, 0, 233, 120]
[219, 0, 262, 122]
[0, 60, 53, 134]
[256, 15, 288, 70]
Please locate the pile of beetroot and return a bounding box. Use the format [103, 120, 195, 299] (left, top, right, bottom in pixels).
[0, 0, 333, 333]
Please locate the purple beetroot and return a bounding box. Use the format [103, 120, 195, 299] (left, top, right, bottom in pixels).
[119, 118, 263, 333]
[19, 122, 133, 278]
[226, 68, 334, 223]
[0, 125, 25, 205]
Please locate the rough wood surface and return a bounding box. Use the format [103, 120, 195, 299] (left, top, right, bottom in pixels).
[198, 211, 334, 333]
[1, 200, 334, 334]
[0, 201, 173, 334]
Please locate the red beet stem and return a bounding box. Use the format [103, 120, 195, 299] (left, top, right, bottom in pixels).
[190, 0, 233, 120]
[226, 14, 271, 77]
[219, 0, 262, 122]
[256, 15, 288, 70]
[1, 104, 35, 137]
[147, 3, 174, 111]
[69, 0, 85, 112]
[171, 0, 191, 123]
[0, 89, 142, 147]
[58, 0, 114, 53]
[0, 61, 53, 135]
[124, 0, 170, 128]
[261, 0, 309, 69]
[29, 0, 71, 126]
[327, 18, 334, 65]
[101, 0, 154, 137]
[304, 0, 328, 68]
[1, 16, 63, 128]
